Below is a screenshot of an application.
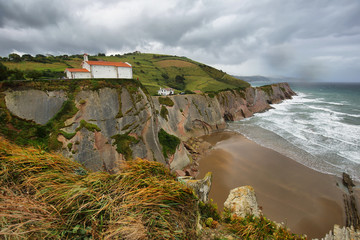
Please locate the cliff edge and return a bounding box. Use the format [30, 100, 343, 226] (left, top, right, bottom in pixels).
[0, 80, 295, 172]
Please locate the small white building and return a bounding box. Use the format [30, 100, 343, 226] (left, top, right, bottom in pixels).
[65, 54, 133, 79]
[158, 88, 174, 96]
[65, 68, 91, 79]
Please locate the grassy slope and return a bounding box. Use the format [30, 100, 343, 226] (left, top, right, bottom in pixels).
[0, 137, 198, 239]
[0, 137, 305, 239]
[1, 53, 250, 95]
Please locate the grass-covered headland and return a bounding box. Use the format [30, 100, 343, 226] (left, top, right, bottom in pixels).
[0, 137, 305, 239]
[0, 52, 250, 95]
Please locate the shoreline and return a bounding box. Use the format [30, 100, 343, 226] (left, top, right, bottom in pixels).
[194, 131, 348, 239]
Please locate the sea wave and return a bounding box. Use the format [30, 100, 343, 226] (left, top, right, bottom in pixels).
[231, 85, 360, 181]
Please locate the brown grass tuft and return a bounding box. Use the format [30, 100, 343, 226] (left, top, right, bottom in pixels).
[0, 137, 198, 239]
[155, 60, 196, 68]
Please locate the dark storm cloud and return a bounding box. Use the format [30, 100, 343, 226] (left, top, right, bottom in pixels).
[0, 0, 359, 81]
[0, 0, 68, 28]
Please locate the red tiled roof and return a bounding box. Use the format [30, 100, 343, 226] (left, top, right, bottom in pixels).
[85, 61, 132, 68]
[65, 68, 90, 72]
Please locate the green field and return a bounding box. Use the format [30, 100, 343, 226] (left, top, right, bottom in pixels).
[1, 53, 250, 95]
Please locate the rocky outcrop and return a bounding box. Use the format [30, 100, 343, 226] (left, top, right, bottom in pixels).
[154, 93, 226, 140]
[2, 82, 295, 172]
[178, 172, 212, 203]
[342, 173, 360, 230]
[170, 142, 191, 171]
[5, 90, 67, 124]
[224, 186, 262, 218]
[59, 87, 165, 172]
[314, 173, 360, 240]
[217, 82, 296, 121]
[317, 225, 360, 240]
[155, 82, 295, 139]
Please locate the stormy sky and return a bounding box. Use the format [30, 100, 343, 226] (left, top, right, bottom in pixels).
[1, 0, 359, 82]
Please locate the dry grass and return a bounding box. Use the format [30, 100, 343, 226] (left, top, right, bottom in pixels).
[155, 60, 196, 68]
[0, 137, 198, 239]
[0, 187, 61, 239]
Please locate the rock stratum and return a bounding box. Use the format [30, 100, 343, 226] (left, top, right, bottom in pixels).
[0, 80, 295, 172]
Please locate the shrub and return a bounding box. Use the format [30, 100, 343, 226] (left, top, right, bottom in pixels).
[160, 105, 169, 121]
[223, 211, 305, 240]
[158, 96, 174, 107]
[175, 75, 185, 83]
[184, 89, 195, 94]
[0, 138, 198, 239]
[67, 142, 73, 151]
[259, 85, 274, 96]
[111, 133, 139, 160]
[0, 62, 9, 81]
[158, 128, 180, 158]
[161, 73, 169, 79]
[75, 120, 101, 132]
[59, 131, 76, 140]
[208, 93, 215, 98]
[25, 70, 42, 80]
[199, 199, 221, 222]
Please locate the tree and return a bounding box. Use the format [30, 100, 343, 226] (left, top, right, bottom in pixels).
[9, 69, 25, 80]
[8, 53, 21, 62]
[26, 70, 42, 80]
[21, 54, 34, 61]
[34, 54, 47, 63]
[175, 75, 185, 84]
[0, 62, 9, 81]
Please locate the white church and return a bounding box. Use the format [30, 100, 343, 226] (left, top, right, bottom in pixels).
[64, 54, 133, 79]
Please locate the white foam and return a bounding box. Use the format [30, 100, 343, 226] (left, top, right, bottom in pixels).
[235, 85, 360, 177]
[307, 105, 360, 118]
[338, 151, 360, 164]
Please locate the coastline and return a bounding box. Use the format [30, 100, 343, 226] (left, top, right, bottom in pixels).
[195, 131, 347, 239]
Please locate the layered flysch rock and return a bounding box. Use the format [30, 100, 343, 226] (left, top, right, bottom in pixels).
[316, 224, 360, 240]
[223, 186, 262, 218]
[58, 87, 165, 172]
[4, 82, 295, 172]
[5, 90, 67, 125]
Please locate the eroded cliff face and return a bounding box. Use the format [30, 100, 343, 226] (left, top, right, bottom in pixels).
[217, 82, 296, 121]
[58, 87, 165, 172]
[4, 90, 67, 125]
[2, 82, 295, 172]
[154, 82, 295, 136]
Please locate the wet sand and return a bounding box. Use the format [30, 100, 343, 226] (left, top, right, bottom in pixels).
[198, 131, 345, 239]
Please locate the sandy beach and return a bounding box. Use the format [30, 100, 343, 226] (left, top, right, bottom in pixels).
[197, 131, 346, 239]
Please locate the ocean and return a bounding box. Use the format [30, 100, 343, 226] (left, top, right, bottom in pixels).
[228, 82, 360, 181]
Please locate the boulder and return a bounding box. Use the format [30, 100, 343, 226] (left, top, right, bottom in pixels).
[224, 186, 261, 218]
[178, 172, 212, 202]
[343, 172, 355, 193]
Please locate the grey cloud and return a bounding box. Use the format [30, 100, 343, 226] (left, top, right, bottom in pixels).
[0, 0, 69, 29]
[0, 0, 359, 82]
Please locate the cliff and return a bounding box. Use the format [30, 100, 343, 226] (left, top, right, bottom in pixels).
[0, 80, 295, 172]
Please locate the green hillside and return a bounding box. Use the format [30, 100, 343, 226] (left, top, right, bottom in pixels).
[0, 52, 250, 95]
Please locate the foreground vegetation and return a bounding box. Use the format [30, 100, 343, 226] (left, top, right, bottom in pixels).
[0, 137, 198, 239]
[0, 137, 305, 239]
[0, 52, 250, 95]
